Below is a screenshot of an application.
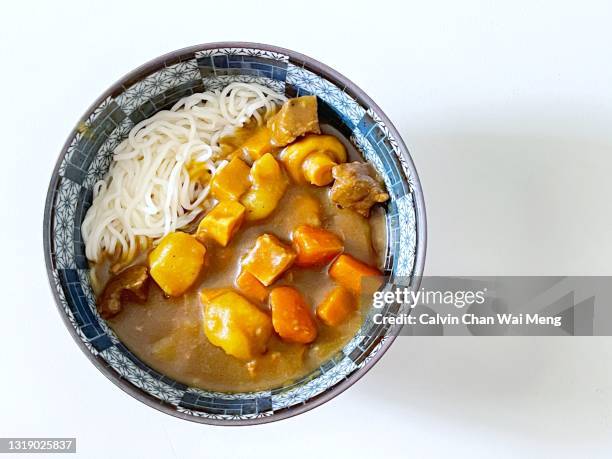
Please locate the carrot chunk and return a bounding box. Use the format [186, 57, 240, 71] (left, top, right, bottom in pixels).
[316, 286, 356, 326]
[242, 234, 296, 286]
[236, 270, 268, 303]
[328, 254, 382, 295]
[269, 286, 317, 344]
[292, 225, 343, 267]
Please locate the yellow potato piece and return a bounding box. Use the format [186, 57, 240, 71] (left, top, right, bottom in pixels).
[196, 201, 246, 247]
[241, 153, 288, 221]
[199, 288, 230, 303]
[148, 232, 206, 297]
[203, 291, 273, 360]
[279, 134, 347, 185]
[289, 193, 322, 227]
[241, 187, 285, 222]
[210, 157, 251, 201]
[239, 126, 275, 161]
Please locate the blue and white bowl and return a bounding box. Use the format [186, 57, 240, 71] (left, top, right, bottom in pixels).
[43, 42, 427, 425]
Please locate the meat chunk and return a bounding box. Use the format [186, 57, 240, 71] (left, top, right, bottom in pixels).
[267, 96, 320, 146]
[98, 265, 149, 319]
[329, 162, 390, 217]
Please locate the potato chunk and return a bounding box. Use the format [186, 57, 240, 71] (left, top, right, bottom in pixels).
[268, 95, 320, 146]
[238, 126, 275, 161]
[292, 225, 344, 267]
[270, 286, 317, 344]
[242, 234, 296, 286]
[199, 287, 230, 303]
[241, 153, 288, 221]
[211, 157, 251, 201]
[148, 232, 206, 297]
[202, 291, 272, 360]
[316, 286, 356, 326]
[291, 193, 321, 227]
[196, 201, 246, 247]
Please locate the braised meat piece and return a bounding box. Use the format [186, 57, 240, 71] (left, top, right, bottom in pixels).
[329, 162, 389, 217]
[98, 265, 149, 319]
[268, 95, 320, 146]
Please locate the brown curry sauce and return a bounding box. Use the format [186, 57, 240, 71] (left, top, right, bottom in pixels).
[102, 184, 385, 392]
[92, 103, 388, 393]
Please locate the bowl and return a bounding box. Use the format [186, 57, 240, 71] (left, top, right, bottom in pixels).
[43, 42, 427, 425]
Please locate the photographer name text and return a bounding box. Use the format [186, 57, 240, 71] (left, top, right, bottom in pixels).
[373, 312, 561, 327]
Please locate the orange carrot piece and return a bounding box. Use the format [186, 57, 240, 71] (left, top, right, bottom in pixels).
[242, 234, 296, 286]
[236, 270, 268, 303]
[328, 254, 382, 295]
[292, 225, 343, 267]
[316, 286, 356, 326]
[269, 286, 317, 344]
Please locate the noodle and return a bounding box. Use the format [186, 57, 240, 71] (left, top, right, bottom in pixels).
[81, 82, 286, 263]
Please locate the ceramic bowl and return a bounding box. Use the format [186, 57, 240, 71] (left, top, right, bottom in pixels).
[43, 42, 426, 425]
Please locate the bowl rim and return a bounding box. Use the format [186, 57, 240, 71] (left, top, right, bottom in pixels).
[43, 41, 427, 426]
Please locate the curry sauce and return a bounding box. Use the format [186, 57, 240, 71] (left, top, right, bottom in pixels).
[104, 185, 385, 392]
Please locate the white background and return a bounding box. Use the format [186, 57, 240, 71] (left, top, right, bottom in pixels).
[1, 0, 612, 457]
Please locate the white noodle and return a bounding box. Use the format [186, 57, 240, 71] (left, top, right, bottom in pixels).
[81, 82, 286, 263]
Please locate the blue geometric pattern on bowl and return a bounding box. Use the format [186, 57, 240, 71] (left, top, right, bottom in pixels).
[44, 43, 426, 425]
